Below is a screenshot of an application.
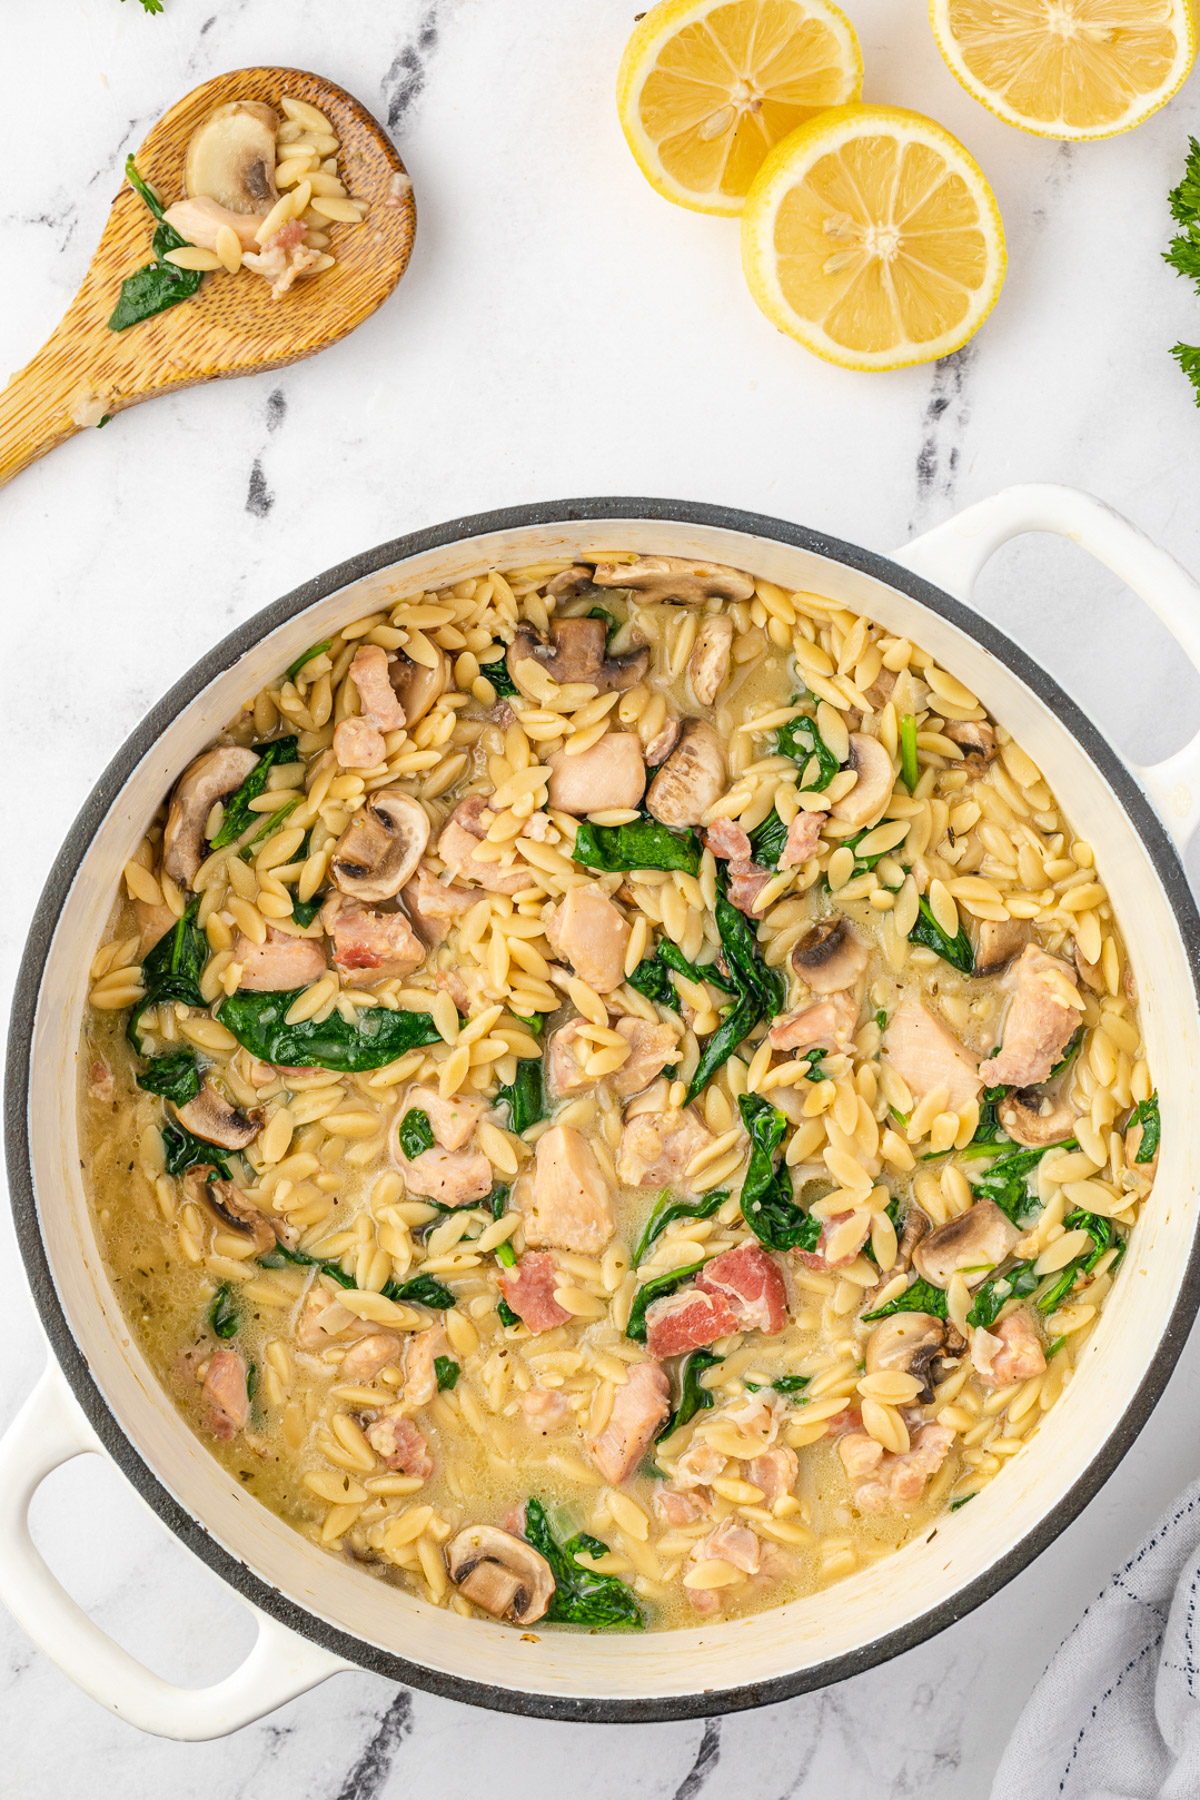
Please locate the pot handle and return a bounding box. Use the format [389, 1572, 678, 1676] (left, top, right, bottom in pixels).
[894, 482, 1200, 851]
[0, 1363, 351, 1740]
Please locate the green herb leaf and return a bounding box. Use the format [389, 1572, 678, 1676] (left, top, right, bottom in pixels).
[383, 1273, 456, 1310]
[908, 893, 974, 974]
[497, 1298, 520, 1327]
[434, 1356, 460, 1391]
[285, 641, 333, 683]
[949, 1493, 976, 1512]
[1129, 1092, 1160, 1163]
[496, 1057, 547, 1136]
[900, 713, 919, 794]
[209, 1284, 239, 1339]
[210, 738, 299, 850]
[777, 712, 839, 790]
[625, 1259, 707, 1344]
[109, 157, 203, 331]
[737, 1093, 820, 1251]
[632, 1189, 728, 1268]
[136, 1049, 202, 1107]
[572, 817, 701, 875]
[217, 988, 443, 1072]
[399, 1108, 435, 1159]
[587, 606, 620, 649]
[659, 1350, 721, 1440]
[861, 1276, 949, 1323]
[842, 825, 892, 879]
[1172, 341, 1200, 402]
[523, 1497, 644, 1630]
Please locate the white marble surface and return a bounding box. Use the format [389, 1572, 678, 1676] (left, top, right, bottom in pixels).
[4, 1, 1200, 1792]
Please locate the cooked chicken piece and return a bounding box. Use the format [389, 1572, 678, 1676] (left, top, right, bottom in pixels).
[136, 899, 177, 956]
[688, 614, 735, 706]
[401, 1084, 486, 1152]
[366, 1414, 433, 1478]
[320, 895, 425, 984]
[233, 926, 327, 991]
[402, 1327, 446, 1406]
[395, 1144, 493, 1207]
[349, 643, 406, 732]
[747, 1447, 798, 1506]
[339, 1332, 402, 1383]
[673, 1439, 728, 1489]
[837, 1430, 884, 1480]
[546, 733, 646, 815]
[779, 811, 827, 869]
[521, 1387, 569, 1433]
[88, 1059, 115, 1104]
[437, 795, 530, 895]
[545, 885, 630, 993]
[402, 863, 477, 946]
[588, 1362, 670, 1485]
[163, 195, 264, 251]
[609, 1016, 680, 1098]
[846, 1424, 955, 1512]
[652, 1481, 712, 1525]
[768, 992, 859, 1054]
[971, 1310, 1046, 1387]
[689, 1516, 761, 1575]
[521, 1125, 615, 1253]
[295, 1280, 359, 1350]
[333, 716, 387, 769]
[884, 999, 982, 1111]
[202, 1349, 249, 1440]
[498, 1253, 572, 1332]
[980, 944, 1081, 1089]
[912, 1199, 1021, 1290]
[616, 1107, 714, 1188]
[545, 1018, 595, 1098]
[241, 221, 321, 299]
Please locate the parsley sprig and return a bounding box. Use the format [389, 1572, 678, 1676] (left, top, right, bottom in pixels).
[1166, 137, 1200, 403]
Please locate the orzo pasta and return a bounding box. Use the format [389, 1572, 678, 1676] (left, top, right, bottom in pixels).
[81, 552, 1158, 1631]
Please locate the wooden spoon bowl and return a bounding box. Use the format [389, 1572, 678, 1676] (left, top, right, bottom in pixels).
[0, 66, 416, 489]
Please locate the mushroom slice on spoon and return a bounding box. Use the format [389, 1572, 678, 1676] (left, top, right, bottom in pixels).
[330, 789, 429, 902]
[184, 100, 280, 213]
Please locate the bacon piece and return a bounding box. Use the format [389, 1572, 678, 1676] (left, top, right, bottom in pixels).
[695, 1241, 787, 1334]
[769, 992, 858, 1054]
[724, 861, 772, 915]
[704, 820, 752, 861]
[588, 1362, 670, 1485]
[979, 944, 1080, 1089]
[645, 1288, 738, 1358]
[321, 895, 425, 984]
[778, 811, 827, 869]
[498, 1253, 571, 1333]
[366, 1415, 433, 1479]
[693, 1516, 760, 1574]
[971, 1309, 1046, 1388]
[794, 1209, 872, 1271]
[203, 1350, 249, 1440]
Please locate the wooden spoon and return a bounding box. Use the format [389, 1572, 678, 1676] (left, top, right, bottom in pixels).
[0, 66, 416, 489]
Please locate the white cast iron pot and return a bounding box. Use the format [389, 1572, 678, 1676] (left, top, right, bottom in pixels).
[5, 484, 1200, 1740]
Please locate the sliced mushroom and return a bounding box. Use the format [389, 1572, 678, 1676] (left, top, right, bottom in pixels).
[829, 733, 895, 829]
[184, 1166, 279, 1253]
[866, 1313, 945, 1399]
[330, 789, 430, 903]
[173, 1082, 263, 1152]
[185, 101, 279, 214]
[507, 618, 649, 696]
[912, 1198, 1020, 1290]
[973, 917, 1029, 979]
[791, 915, 870, 994]
[445, 1524, 555, 1625]
[389, 645, 449, 729]
[645, 720, 726, 830]
[645, 716, 681, 767]
[591, 556, 755, 606]
[998, 1088, 1077, 1149]
[545, 564, 598, 600]
[944, 719, 997, 770]
[895, 1205, 930, 1272]
[688, 615, 734, 706]
[162, 745, 260, 888]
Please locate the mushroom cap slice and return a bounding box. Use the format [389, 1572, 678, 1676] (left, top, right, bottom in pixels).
[173, 1082, 263, 1152]
[389, 646, 450, 729]
[997, 1088, 1077, 1149]
[944, 719, 997, 770]
[646, 720, 727, 830]
[184, 1166, 277, 1252]
[912, 1198, 1020, 1290]
[591, 557, 755, 606]
[163, 746, 260, 888]
[791, 915, 869, 994]
[185, 100, 279, 215]
[973, 917, 1029, 980]
[688, 614, 734, 706]
[829, 732, 895, 829]
[507, 619, 649, 697]
[330, 790, 430, 903]
[865, 1311, 945, 1378]
[446, 1524, 555, 1625]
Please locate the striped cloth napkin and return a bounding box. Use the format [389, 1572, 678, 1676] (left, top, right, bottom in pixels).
[992, 1478, 1200, 1798]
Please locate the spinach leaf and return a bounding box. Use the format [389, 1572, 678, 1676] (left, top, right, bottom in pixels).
[238, 795, 303, 862]
[899, 714, 919, 793]
[658, 939, 735, 993]
[399, 1108, 435, 1158]
[970, 1139, 1078, 1224]
[128, 898, 209, 1055]
[496, 1057, 546, 1135]
[682, 889, 785, 1106]
[965, 1084, 1010, 1151]
[842, 825, 892, 879]
[108, 160, 203, 332]
[209, 1284, 239, 1339]
[481, 650, 520, 697]
[803, 1047, 829, 1083]
[286, 640, 332, 683]
[683, 988, 761, 1109]
[659, 1350, 722, 1440]
[491, 1186, 518, 1271]
[949, 1494, 976, 1512]
[737, 1093, 819, 1252]
[383, 1273, 457, 1310]
[497, 1298, 521, 1327]
[524, 1498, 644, 1630]
[748, 810, 789, 870]
[136, 1049, 201, 1107]
[744, 1373, 811, 1396]
[629, 954, 680, 1012]
[1034, 1210, 1124, 1315]
[210, 737, 300, 850]
[291, 891, 327, 929]
[908, 893, 974, 974]
[632, 1190, 728, 1268]
[861, 1276, 949, 1323]
[572, 816, 701, 875]
[162, 1120, 231, 1179]
[967, 1261, 1040, 1329]
[217, 988, 443, 1071]
[587, 606, 620, 649]
[1130, 1092, 1160, 1162]
[777, 712, 839, 790]
[435, 1356, 460, 1391]
[1049, 1027, 1084, 1080]
[625, 1259, 707, 1344]
[258, 1242, 356, 1288]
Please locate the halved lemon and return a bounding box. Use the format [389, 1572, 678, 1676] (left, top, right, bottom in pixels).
[616, 0, 863, 216]
[930, 0, 1197, 140]
[741, 104, 1007, 371]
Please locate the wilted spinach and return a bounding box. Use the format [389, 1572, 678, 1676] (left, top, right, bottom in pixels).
[434, 1357, 460, 1392]
[970, 1139, 1078, 1224]
[861, 1276, 949, 1323]
[632, 1190, 728, 1268]
[777, 712, 840, 790]
[209, 1284, 239, 1340]
[1130, 1092, 1160, 1162]
[399, 1108, 435, 1158]
[210, 737, 300, 850]
[966, 1261, 1040, 1330]
[683, 887, 785, 1105]
[217, 988, 443, 1071]
[523, 1498, 644, 1630]
[285, 640, 332, 683]
[572, 816, 702, 875]
[127, 898, 208, 1055]
[136, 1049, 201, 1107]
[625, 1259, 707, 1344]
[659, 1350, 722, 1440]
[481, 650, 520, 697]
[908, 894, 974, 974]
[747, 810, 789, 869]
[382, 1273, 457, 1311]
[496, 1056, 547, 1135]
[108, 157, 203, 332]
[162, 1120, 231, 1179]
[737, 1094, 820, 1252]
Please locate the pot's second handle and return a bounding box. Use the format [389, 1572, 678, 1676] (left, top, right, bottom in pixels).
[895, 483, 1200, 851]
[0, 1364, 350, 1740]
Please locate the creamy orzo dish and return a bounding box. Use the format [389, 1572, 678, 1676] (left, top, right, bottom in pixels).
[82, 553, 1159, 1631]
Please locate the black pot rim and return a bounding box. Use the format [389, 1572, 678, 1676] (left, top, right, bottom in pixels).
[7, 494, 1200, 1727]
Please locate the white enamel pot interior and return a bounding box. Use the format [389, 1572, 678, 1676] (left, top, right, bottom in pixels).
[6, 485, 1200, 1740]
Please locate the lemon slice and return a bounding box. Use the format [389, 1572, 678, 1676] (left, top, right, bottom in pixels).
[741, 104, 1007, 371]
[930, 0, 1197, 140]
[617, 0, 863, 216]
